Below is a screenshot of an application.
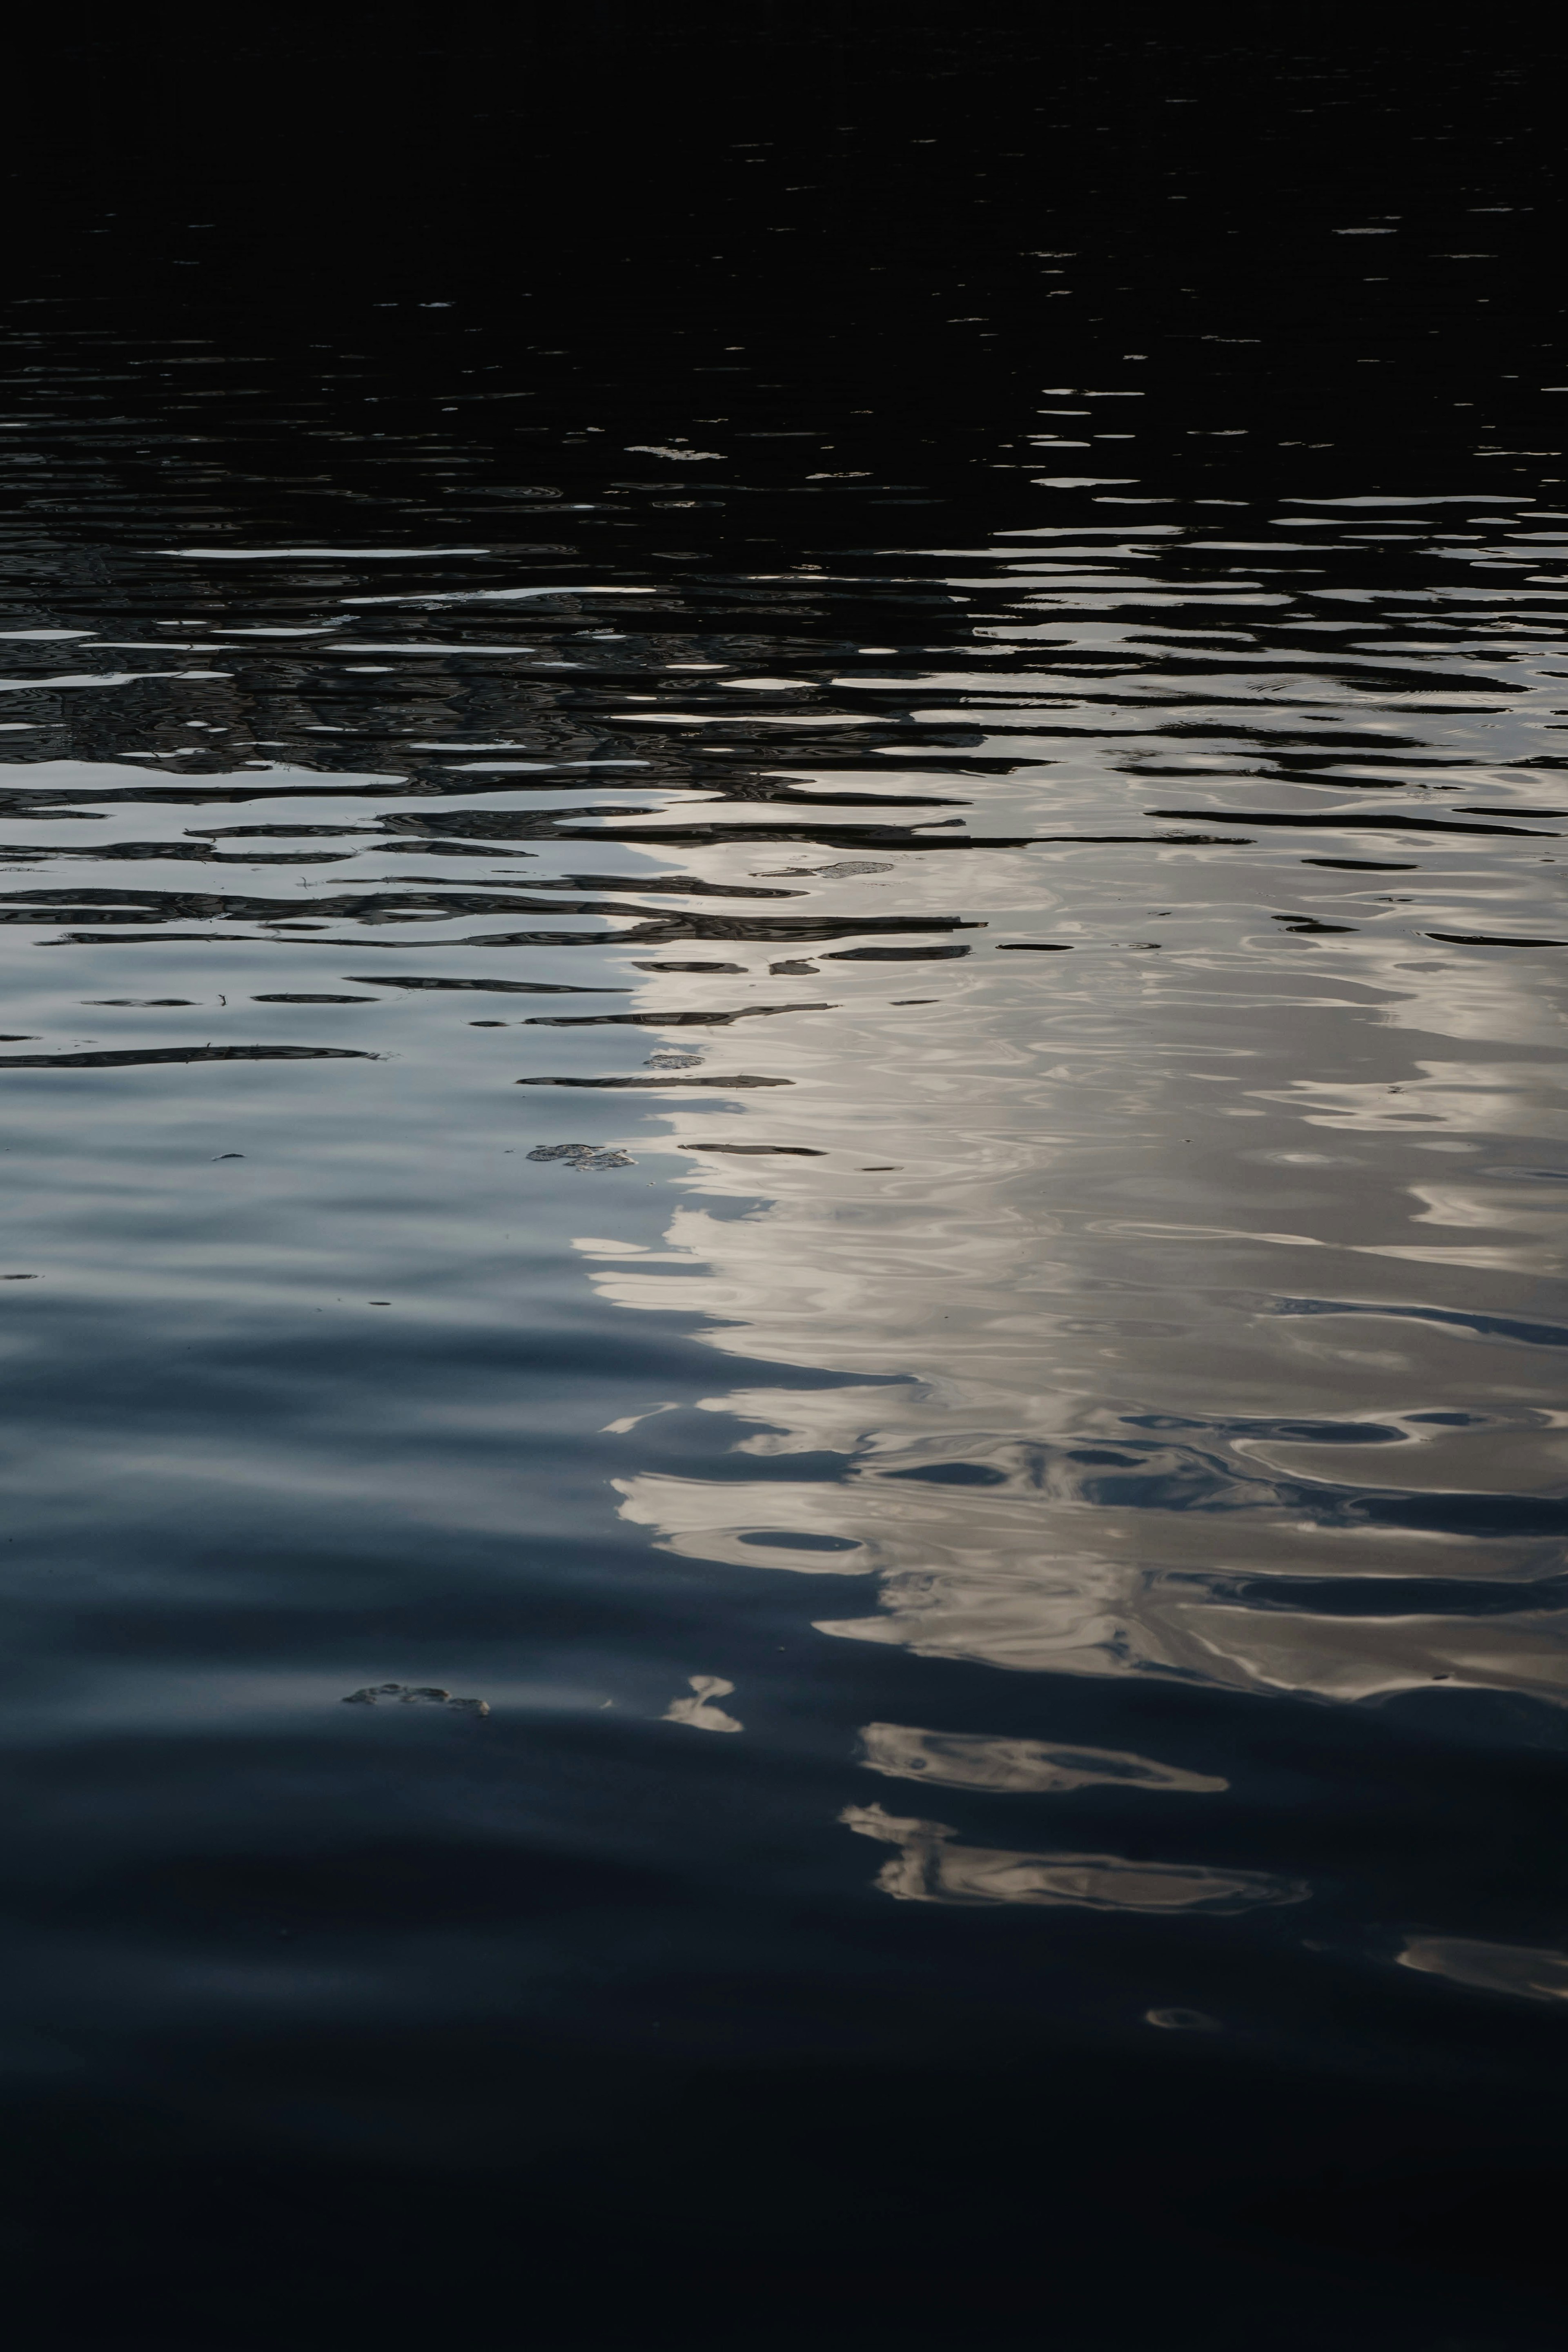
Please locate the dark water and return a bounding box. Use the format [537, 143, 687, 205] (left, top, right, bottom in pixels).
[5, 20, 1568, 2346]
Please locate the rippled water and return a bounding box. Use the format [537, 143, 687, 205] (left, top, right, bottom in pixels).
[6, 23, 1567, 2348]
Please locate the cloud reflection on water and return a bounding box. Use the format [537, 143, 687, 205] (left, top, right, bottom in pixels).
[857, 1722, 1227, 1794]
[1398, 1936, 1568, 2004]
[593, 495, 1568, 1717]
[842, 1803, 1307, 1913]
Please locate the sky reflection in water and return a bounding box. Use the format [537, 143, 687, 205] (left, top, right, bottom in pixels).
[3, 23, 1567, 2342]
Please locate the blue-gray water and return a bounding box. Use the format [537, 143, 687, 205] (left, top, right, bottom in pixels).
[4, 21, 1566, 2347]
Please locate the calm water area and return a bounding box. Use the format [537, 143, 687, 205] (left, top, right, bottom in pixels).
[5, 20, 1567, 2346]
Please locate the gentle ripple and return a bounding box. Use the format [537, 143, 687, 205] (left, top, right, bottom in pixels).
[4, 23, 1567, 2349]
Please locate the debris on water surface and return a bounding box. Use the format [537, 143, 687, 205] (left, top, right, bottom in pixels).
[342, 1682, 489, 1715]
[645, 1049, 704, 1069]
[769, 960, 817, 975]
[526, 1143, 637, 1170]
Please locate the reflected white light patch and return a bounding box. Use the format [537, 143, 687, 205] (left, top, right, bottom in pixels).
[858, 1722, 1227, 1794]
[163, 546, 489, 559]
[343, 586, 657, 606]
[664, 1675, 742, 1733]
[600, 1401, 680, 1436]
[1398, 1936, 1568, 2002]
[0, 671, 232, 695]
[0, 759, 405, 792]
[842, 1805, 1307, 1911]
[615, 1475, 871, 1574]
[614, 711, 877, 726]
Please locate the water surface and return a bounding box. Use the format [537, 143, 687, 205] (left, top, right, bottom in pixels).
[4, 24, 1566, 2348]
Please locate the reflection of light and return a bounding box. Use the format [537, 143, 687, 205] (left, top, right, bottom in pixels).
[617, 1440, 1568, 1702]
[579, 513, 1568, 1720]
[858, 1722, 1226, 1794]
[616, 1474, 872, 1575]
[1398, 1936, 1568, 2003]
[663, 1675, 742, 1733]
[842, 1804, 1307, 1912]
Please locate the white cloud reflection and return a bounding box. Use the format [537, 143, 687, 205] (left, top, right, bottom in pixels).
[582, 504, 1568, 1717]
[663, 1675, 743, 1733]
[1398, 1936, 1568, 2003]
[858, 1722, 1226, 1794]
[842, 1804, 1306, 1912]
